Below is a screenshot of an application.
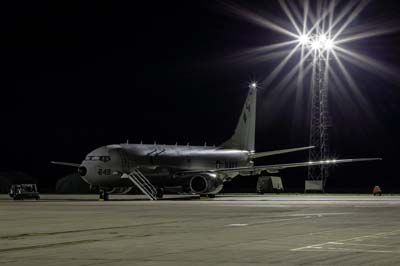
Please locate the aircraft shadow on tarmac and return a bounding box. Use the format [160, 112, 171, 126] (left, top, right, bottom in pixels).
[0, 194, 201, 202]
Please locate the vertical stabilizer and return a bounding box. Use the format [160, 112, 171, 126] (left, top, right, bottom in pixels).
[221, 84, 257, 151]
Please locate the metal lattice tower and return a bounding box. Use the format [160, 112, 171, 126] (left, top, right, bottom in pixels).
[307, 56, 330, 190]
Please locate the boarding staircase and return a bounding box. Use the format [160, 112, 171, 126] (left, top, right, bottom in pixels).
[121, 169, 158, 200]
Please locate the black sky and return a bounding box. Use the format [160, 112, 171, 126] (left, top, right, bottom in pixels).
[1, 0, 400, 192]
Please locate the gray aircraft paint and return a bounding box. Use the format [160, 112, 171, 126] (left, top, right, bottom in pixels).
[82, 144, 250, 189]
[53, 84, 381, 196]
[221, 86, 256, 151]
[79, 86, 257, 194]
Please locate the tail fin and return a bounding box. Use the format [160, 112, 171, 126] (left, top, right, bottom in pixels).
[220, 84, 257, 151]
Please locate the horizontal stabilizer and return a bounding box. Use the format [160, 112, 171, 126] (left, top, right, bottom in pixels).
[51, 161, 81, 168]
[251, 146, 314, 159]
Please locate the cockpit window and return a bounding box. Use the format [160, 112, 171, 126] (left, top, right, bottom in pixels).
[85, 156, 111, 162]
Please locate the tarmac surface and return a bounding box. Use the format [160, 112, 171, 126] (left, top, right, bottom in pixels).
[1, 194, 400, 266]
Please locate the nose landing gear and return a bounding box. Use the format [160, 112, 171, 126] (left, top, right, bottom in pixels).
[156, 187, 164, 199]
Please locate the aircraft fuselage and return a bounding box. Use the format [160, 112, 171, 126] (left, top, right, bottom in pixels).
[79, 144, 251, 190]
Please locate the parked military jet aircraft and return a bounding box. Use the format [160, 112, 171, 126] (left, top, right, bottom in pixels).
[52, 83, 380, 200]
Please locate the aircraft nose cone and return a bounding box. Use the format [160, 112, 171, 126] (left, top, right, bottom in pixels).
[78, 166, 87, 177]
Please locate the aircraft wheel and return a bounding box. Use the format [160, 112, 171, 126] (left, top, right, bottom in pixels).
[103, 192, 109, 201]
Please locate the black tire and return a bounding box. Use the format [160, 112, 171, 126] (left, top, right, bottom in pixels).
[103, 193, 109, 201]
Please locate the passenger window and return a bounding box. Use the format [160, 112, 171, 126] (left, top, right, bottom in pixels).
[100, 156, 111, 162]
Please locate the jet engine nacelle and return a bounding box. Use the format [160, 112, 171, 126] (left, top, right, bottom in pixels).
[189, 173, 223, 195]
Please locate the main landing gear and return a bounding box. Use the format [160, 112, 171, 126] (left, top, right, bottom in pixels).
[99, 190, 109, 201]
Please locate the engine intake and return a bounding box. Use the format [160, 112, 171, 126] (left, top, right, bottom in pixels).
[189, 173, 223, 194]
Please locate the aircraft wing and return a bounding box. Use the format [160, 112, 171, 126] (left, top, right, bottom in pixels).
[51, 161, 81, 168]
[250, 146, 314, 159]
[173, 158, 382, 178]
[249, 158, 382, 172]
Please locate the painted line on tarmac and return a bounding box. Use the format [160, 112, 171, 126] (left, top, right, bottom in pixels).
[226, 224, 249, 227]
[286, 212, 351, 217]
[293, 247, 396, 254]
[226, 213, 350, 228]
[291, 229, 400, 253]
[225, 217, 306, 227]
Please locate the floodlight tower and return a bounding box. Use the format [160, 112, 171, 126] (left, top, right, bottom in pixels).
[300, 33, 334, 192]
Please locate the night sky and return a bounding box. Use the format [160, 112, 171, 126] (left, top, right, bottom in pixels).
[1, 1, 400, 192]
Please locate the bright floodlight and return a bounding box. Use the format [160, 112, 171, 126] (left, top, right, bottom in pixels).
[298, 34, 309, 45]
[306, 34, 335, 52]
[324, 39, 334, 50]
[226, 0, 396, 189]
[311, 39, 322, 50]
[250, 82, 257, 89]
[319, 34, 327, 42]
